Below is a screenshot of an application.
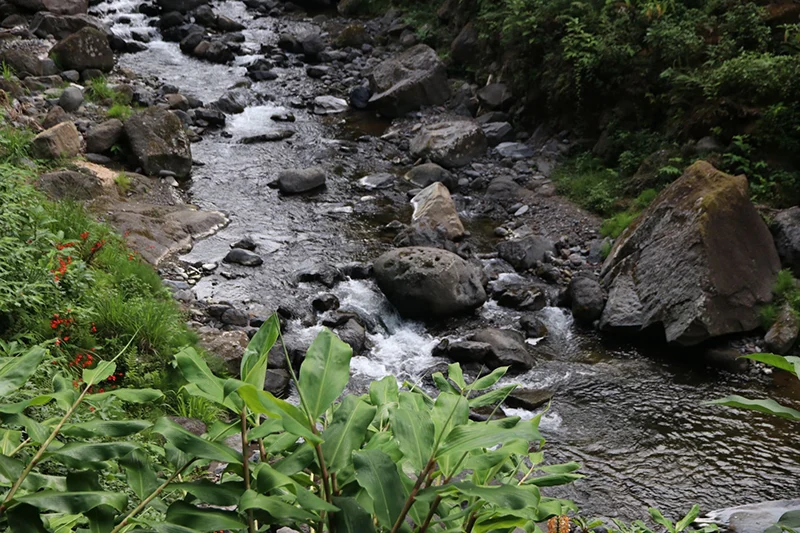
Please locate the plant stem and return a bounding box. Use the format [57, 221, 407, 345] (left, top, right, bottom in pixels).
[390, 459, 436, 533]
[241, 408, 255, 533]
[9, 438, 30, 457]
[109, 459, 195, 533]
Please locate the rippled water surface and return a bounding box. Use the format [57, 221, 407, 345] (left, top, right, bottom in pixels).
[101, 0, 800, 521]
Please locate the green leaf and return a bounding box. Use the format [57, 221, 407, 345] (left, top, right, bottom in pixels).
[238, 490, 319, 522]
[61, 420, 151, 438]
[526, 473, 585, 487]
[332, 496, 377, 533]
[437, 416, 542, 458]
[741, 353, 800, 375]
[0, 346, 46, 396]
[128, 520, 198, 533]
[469, 385, 517, 409]
[234, 382, 320, 443]
[119, 449, 160, 502]
[447, 482, 541, 511]
[0, 428, 21, 455]
[165, 501, 246, 532]
[14, 490, 127, 514]
[254, 462, 296, 492]
[431, 392, 469, 443]
[82, 361, 115, 385]
[390, 407, 435, 471]
[7, 503, 48, 533]
[447, 363, 466, 390]
[166, 480, 244, 506]
[87, 388, 163, 403]
[470, 367, 509, 391]
[153, 417, 243, 464]
[0, 455, 66, 491]
[296, 486, 339, 512]
[248, 418, 283, 441]
[675, 505, 701, 532]
[649, 507, 676, 533]
[44, 442, 140, 469]
[321, 395, 377, 473]
[0, 412, 49, 443]
[432, 372, 460, 394]
[710, 395, 800, 420]
[274, 442, 315, 475]
[353, 449, 406, 529]
[369, 375, 399, 406]
[540, 462, 582, 474]
[174, 347, 241, 411]
[298, 328, 353, 420]
[241, 313, 280, 389]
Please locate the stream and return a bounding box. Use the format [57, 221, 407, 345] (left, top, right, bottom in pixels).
[96, 0, 800, 522]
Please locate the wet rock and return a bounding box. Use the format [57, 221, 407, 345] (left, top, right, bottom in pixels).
[9, 0, 87, 15]
[348, 85, 371, 109]
[404, 162, 456, 190]
[38, 170, 102, 200]
[224, 248, 263, 266]
[180, 31, 204, 54]
[31, 122, 82, 159]
[84, 119, 123, 154]
[300, 31, 325, 60]
[264, 368, 290, 398]
[409, 120, 487, 169]
[520, 315, 548, 338]
[368, 44, 449, 118]
[494, 284, 546, 311]
[495, 142, 534, 160]
[373, 247, 487, 319]
[450, 22, 478, 65]
[240, 130, 295, 144]
[339, 262, 373, 279]
[271, 112, 295, 122]
[312, 293, 340, 312]
[477, 83, 513, 110]
[306, 65, 332, 78]
[313, 95, 348, 115]
[49, 27, 114, 72]
[277, 167, 326, 194]
[358, 172, 395, 190]
[221, 308, 249, 327]
[765, 304, 799, 355]
[335, 318, 365, 355]
[58, 86, 84, 112]
[0, 49, 42, 77]
[410, 182, 464, 240]
[567, 277, 605, 324]
[496, 235, 556, 271]
[198, 328, 249, 375]
[470, 328, 534, 372]
[504, 388, 553, 411]
[295, 263, 345, 288]
[124, 108, 192, 180]
[232, 237, 257, 251]
[216, 15, 244, 32]
[195, 106, 226, 126]
[200, 41, 234, 64]
[335, 23, 370, 48]
[157, 0, 209, 13]
[482, 122, 514, 147]
[770, 207, 800, 277]
[601, 161, 780, 345]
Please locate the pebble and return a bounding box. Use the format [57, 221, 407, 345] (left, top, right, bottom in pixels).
[514, 205, 529, 217]
[202, 263, 218, 272]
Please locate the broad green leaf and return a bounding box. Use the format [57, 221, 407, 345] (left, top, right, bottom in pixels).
[470, 366, 510, 391]
[274, 442, 315, 475]
[238, 490, 319, 521]
[432, 372, 460, 394]
[234, 382, 320, 443]
[390, 407, 435, 471]
[369, 375, 399, 406]
[447, 482, 540, 511]
[332, 496, 377, 533]
[119, 449, 160, 502]
[65, 471, 116, 533]
[527, 473, 585, 486]
[0, 455, 65, 491]
[165, 480, 244, 506]
[473, 515, 531, 533]
[0, 412, 49, 443]
[540, 462, 582, 474]
[0, 346, 46, 396]
[46, 513, 82, 533]
[298, 328, 353, 420]
[675, 505, 701, 532]
[241, 313, 280, 389]
[431, 392, 469, 443]
[165, 501, 246, 531]
[153, 417, 243, 464]
[321, 395, 376, 473]
[61, 420, 151, 438]
[295, 486, 339, 512]
[254, 462, 296, 493]
[364, 431, 403, 463]
[128, 520, 198, 533]
[399, 390, 430, 411]
[14, 490, 127, 513]
[650, 508, 676, 533]
[465, 439, 529, 471]
[87, 388, 163, 403]
[710, 395, 800, 420]
[174, 347, 240, 411]
[741, 353, 800, 375]
[248, 418, 283, 441]
[447, 363, 466, 390]
[0, 428, 21, 455]
[44, 442, 140, 469]
[468, 385, 517, 408]
[353, 449, 405, 529]
[7, 503, 48, 533]
[82, 361, 115, 385]
[437, 415, 543, 458]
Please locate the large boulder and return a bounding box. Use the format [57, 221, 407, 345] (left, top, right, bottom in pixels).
[49, 27, 114, 72]
[471, 328, 534, 372]
[374, 247, 487, 319]
[410, 182, 464, 240]
[764, 304, 799, 355]
[409, 120, 487, 169]
[124, 108, 192, 179]
[599, 274, 644, 331]
[770, 206, 800, 277]
[31, 122, 81, 159]
[567, 277, 605, 324]
[601, 161, 780, 345]
[0, 49, 43, 77]
[277, 167, 326, 194]
[496, 234, 556, 272]
[368, 44, 450, 118]
[38, 170, 102, 200]
[30, 12, 106, 39]
[450, 23, 478, 65]
[477, 83, 513, 110]
[9, 0, 87, 15]
[85, 119, 123, 154]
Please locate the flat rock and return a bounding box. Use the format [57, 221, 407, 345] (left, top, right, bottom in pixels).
[224, 248, 263, 266]
[410, 120, 487, 169]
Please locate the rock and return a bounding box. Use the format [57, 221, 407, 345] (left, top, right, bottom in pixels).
[404, 163, 456, 190]
[9, 0, 87, 15]
[335, 23, 369, 48]
[195, 107, 226, 126]
[49, 27, 114, 72]
[477, 83, 513, 110]
[300, 31, 325, 60]
[368, 44, 449, 118]
[601, 161, 780, 345]
[221, 308, 250, 327]
[495, 142, 534, 160]
[700, 500, 800, 533]
[484, 176, 535, 209]
[216, 15, 244, 32]
[450, 22, 478, 65]
[433, 339, 491, 363]
[335, 318, 365, 355]
[482, 122, 514, 147]
[409, 120, 487, 169]
[264, 368, 290, 398]
[57, 86, 83, 112]
[271, 112, 295, 122]
[348, 85, 371, 109]
[358, 172, 395, 190]
[202, 41, 234, 64]
[180, 32, 204, 54]
[494, 284, 546, 311]
[124, 108, 192, 180]
[567, 277, 605, 324]
[295, 263, 345, 288]
[520, 315, 548, 338]
[198, 328, 249, 375]
[504, 388, 553, 411]
[240, 130, 295, 144]
[0, 49, 42, 77]
[30, 12, 105, 39]
[471, 328, 534, 372]
[337, 0, 365, 14]
[312, 293, 340, 312]
[373, 247, 487, 319]
[496, 235, 556, 271]
[313, 95, 348, 115]
[168, 416, 206, 436]
[765, 304, 799, 355]
[771, 207, 800, 277]
[277, 167, 326, 194]
[306, 65, 332, 78]
[410, 182, 464, 240]
[31, 122, 81, 159]
[38, 170, 102, 200]
[224, 248, 263, 266]
[157, 0, 209, 13]
[43, 105, 69, 129]
[232, 237, 256, 251]
[599, 274, 644, 331]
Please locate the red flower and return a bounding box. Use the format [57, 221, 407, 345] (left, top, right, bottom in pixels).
[80, 231, 89, 240]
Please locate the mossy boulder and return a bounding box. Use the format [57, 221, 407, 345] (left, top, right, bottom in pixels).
[601, 161, 780, 345]
[124, 108, 192, 180]
[49, 27, 114, 72]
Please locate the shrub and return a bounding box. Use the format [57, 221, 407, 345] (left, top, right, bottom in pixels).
[114, 172, 132, 193]
[553, 155, 623, 215]
[601, 212, 638, 239]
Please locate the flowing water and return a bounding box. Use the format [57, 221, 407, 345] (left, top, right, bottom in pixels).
[98, 0, 800, 521]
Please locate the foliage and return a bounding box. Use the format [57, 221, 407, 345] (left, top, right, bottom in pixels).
[114, 172, 131, 194]
[1, 62, 13, 82]
[553, 154, 623, 215]
[0, 319, 586, 532]
[107, 104, 132, 121]
[722, 135, 800, 207]
[0, 125, 32, 165]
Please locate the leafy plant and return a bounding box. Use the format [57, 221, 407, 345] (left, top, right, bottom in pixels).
[1, 62, 13, 82]
[107, 104, 132, 121]
[114, 172, 132, 194]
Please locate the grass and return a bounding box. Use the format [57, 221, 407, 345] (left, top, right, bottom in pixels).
[107, 103, 133, 120]
[1, 61, 13, 81]
[86, 76, 116, 102]
[553, 154, 624, 215]
[115, 172, 132, 194]
[0, 124, 33, 165]
[760, 269, 800, 330]
[600, 188, 659, 238]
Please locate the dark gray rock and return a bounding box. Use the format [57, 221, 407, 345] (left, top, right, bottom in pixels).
[43, 106, 69, 129]
[520, 315, 548, 338]
[277, 167, 326, 194]
[484, 176, 536, 209]
[471, 328, 534, 372]
[765, 304, 799, 355]
[496, 235, 556, 271]
[85, 118, 123, 153]
[482, 122, 514, 147]
[335, 318, 365, 355]
[295, 263, 345, 288]
[312, 293, 340, 312]
[157, 0, 209, 14]
[477, 83, 513, 110]
[38, 170, 102, 200]
[409, 120, 487, 169]
[49, 27, 114, 72]
[771, 206, 800, 277]
[264, 368, 290, 398]
[450, 22, 478, 65]
[30, 12, 106, 39]
[349, 85, 372, 110]
[224, 248, 263, 266]
[58, 86, 84, 111]
[221, 308, 249, 327]
[404, 163, 456, 191]
[0, 49, 42, 77]
[599, 274, 644, 331]
[124, 108, 192, 180]
[567, 277, 605, 324]
[495, 142, 535, 160]
[504, 388, 554, 411]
